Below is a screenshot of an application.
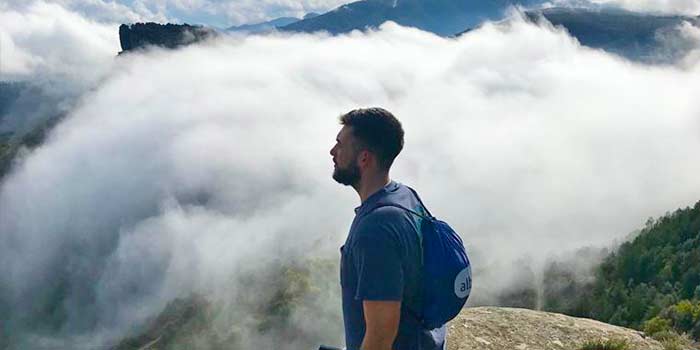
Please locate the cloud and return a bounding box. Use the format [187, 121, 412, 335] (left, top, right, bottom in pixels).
[0, 1, 120, 141]
[1, 16, 700, 348]
[679, 21, 700, 65]
[0, 1, 119, 79]
[54, 0, 168, 23]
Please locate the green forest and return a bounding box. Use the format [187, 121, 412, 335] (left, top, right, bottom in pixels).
[546, 201, 700, 343]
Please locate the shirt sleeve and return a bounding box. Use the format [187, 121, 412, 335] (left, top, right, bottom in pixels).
[351, 219, 404, 301]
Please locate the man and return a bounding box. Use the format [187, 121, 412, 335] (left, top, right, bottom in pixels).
[330, 108, 446, 350]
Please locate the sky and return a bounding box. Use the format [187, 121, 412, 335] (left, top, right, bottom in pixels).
[1, 0, 351, 28]
[1, 0, 700, 348]
[2, 0, 699, 31]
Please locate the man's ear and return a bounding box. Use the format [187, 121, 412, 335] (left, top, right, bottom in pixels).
[357, 150, 371, 168]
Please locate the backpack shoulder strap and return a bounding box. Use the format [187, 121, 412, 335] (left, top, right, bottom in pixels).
[404, 185, 434, 218]
[367, 185, 434, 219]
[371, 202, 431, 220]
[365, 185, 435, 220]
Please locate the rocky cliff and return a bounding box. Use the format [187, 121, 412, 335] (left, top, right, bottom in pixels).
[118, 23, 217, 53]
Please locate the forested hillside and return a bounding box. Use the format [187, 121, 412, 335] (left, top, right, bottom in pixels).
[546, 201, 700, 342]
[0, 117, 60, 179]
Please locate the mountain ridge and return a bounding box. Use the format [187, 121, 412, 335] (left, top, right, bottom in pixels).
[226, 17, 300, 33]
[279, 0, 539, 36]
[456, 7, 700, 63]
[116, 4, 700, 64]
[225, 13, 321, 34]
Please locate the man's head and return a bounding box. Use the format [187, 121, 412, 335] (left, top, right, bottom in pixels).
[330, 107, 404, 186]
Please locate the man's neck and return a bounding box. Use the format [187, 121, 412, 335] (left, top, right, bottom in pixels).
[355, 173, 391, 203]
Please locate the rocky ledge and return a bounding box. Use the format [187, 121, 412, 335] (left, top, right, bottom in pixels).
[447, 307, 665, 350]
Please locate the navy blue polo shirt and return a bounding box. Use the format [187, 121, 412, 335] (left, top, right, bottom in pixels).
[340, 180, 446, 350]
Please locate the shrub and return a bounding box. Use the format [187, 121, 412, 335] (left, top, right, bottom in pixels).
[579, 338, 629, 350]
[648, 330, 693, 350]
[644, 316, 672, 336]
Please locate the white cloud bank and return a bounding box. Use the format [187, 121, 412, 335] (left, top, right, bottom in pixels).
[1, 7, 700, 350]
[0, 1, 119, 79]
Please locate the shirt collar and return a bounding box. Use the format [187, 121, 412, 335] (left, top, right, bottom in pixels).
[353, 180, 399, 214]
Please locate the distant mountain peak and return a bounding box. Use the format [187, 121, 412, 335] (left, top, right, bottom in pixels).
[226, 17, 301, 33]
[280, 0, 541, 36]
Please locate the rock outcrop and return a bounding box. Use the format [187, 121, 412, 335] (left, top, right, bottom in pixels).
[118, 23, 217, 53]
[447, 307, 665, 350]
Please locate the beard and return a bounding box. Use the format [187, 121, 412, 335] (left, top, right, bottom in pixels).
[332, 162, 361, 186]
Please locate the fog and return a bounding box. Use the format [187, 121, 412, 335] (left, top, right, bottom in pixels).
[0, 1, 119, 138]
[0, 1, 118, 78]
[1, 2, 700, 348]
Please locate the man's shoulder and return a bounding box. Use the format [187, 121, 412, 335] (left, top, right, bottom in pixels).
[359, 205, 411, 228]
[367, 205, 407, 219]
[352, 206, 413, 240]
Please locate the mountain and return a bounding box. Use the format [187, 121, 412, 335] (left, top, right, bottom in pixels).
[117, 5, 699, 63]
[226, 13, 321, 34]
[0, 82, 24, 127]
[583, 201, 700, 338]
[458, 7, 700, 63]
[226, 12, 321, 34]
[531, 8, 700, 63]
[0, 81, 72, 179]
[280, 0, 540, 36]
[226, 17, 301, 33]
[0, 108, 63, 180]
[526, 200, 700, 346]
[483, 199, 700, 346]
[119, 23, 217, 53]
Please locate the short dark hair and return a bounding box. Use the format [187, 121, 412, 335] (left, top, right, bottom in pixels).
[339, 107, 404, 170]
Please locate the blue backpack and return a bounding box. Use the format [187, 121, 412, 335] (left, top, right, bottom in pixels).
[373, 186, 472, 329]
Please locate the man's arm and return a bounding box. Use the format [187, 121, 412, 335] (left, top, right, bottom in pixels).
[352, 212, 405, 350]
[361, 300, 401, 350]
